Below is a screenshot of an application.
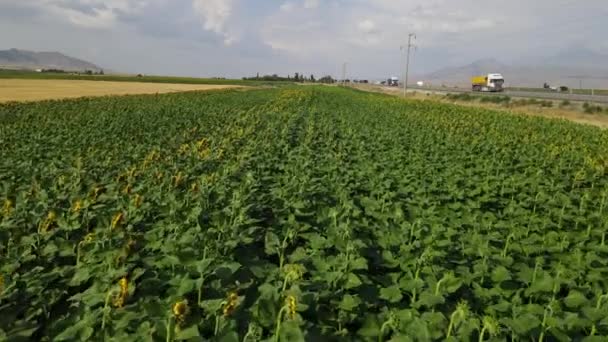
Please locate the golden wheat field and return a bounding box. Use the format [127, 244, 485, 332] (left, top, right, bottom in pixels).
[0, 79, 241, 103]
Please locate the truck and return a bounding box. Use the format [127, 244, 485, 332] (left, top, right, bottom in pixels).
[471, 73, 505, 92]
[544, 82, 569, 92]
[387, 76, 399, 87]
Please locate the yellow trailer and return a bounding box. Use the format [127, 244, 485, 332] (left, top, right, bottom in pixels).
[471, 73, 505, 92]
[471, 76, 487, 85]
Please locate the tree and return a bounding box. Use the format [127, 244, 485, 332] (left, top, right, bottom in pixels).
[318, 76, 335, 84]
[310, 74, 315, 82]
[242, 74, 292, 82]
[294, 73, 300, 82]
[256, 72, 260, 79]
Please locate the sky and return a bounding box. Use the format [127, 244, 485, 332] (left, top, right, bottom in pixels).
[0, 0, 606, 79]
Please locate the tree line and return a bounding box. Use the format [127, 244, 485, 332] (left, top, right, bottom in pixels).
[243, 73, 336, 84]
[39, 69, 105, 75]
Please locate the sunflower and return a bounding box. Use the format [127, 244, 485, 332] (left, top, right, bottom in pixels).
[84, 233, 95, 244]
[223, 292, 239, 317]
[173, 300, 189, 323]
[286, 295, 297, 319]
[133, 194, 144, 208]
[113, 276, 129, 308]
[2, 199, 13, 217]
[111, 212, 124, 230]
[40, 211, 57, 233]
[173, 172, 184, 188]
[72, 199, 83, 213]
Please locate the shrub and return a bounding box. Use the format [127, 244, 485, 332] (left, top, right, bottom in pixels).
[446, 93, 476, 102]
[480, 96, 510, 104]
[540, 101, 553, 108]
[582, 102, 604, 114]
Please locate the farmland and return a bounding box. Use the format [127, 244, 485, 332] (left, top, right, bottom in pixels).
[508, 87, 608, 97]
[0, 69, 291, 87]
[1, 86, 608, 341]
[0, 79, 242, 103]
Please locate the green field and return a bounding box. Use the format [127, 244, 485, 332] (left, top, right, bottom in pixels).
[0, 69, 291, 86]
[508, 87, 608, 97]
[1, 87, 608, 341]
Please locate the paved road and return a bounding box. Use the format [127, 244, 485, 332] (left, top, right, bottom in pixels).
[409, 86, 608, 104]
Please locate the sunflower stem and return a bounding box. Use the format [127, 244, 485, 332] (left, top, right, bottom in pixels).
[166, 316, 173, 342]
[274, 305, 288, 342]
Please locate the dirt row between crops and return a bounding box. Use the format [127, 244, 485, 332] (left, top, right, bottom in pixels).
[0, 79, 243, 103]
[354, 84, 608, 129]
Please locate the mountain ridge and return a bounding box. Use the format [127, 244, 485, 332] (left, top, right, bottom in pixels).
[0, 48, 102, 72]
[416, 51, 608, 89]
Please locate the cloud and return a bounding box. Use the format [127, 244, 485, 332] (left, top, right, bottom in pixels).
[280, 2, 295, 12]
[0, 0, 607, 79]
[192, 0, 236, 45]
[303, 0, 319, 9]
[34, 0, 147, 28]
[262, 21, 326, 55]
[280, 0, 318, 12]
[262, 0, 540, 54]
[358, 19, 378, 34]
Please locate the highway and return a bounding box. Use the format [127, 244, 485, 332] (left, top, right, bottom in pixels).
[407, 86, 608, 104]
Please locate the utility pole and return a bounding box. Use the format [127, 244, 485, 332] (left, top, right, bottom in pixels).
[401, 33, 416, 96]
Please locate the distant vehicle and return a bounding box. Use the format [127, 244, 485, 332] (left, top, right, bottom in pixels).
[416, 81, 424, 87]
[543, 83, 558, 91]
[471, 73, 504, 92]
[544, 83, 569, 92]
[387, 76, 399, 87]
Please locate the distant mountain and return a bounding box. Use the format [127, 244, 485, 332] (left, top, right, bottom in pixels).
[0, 48, 101, 72]
[417, 50, 608, 89]
[424, 58, 508, 83]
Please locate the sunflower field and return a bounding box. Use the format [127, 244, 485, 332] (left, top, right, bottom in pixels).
[1, 87, 608, 341]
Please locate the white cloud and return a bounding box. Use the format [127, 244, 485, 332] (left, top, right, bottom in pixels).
[262, 0, 515, 57]
[303, 0, 319, 9]
[358, 19, 377, 34]
[279, 0, 318, 13]
[60, 7, 116, 28]
[1, 0, 607, 79]
[35, 0, 147, 29]
[262, 21, 326, 55]
[280, 2, 296, 12]
[192, 0, 236, 45]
